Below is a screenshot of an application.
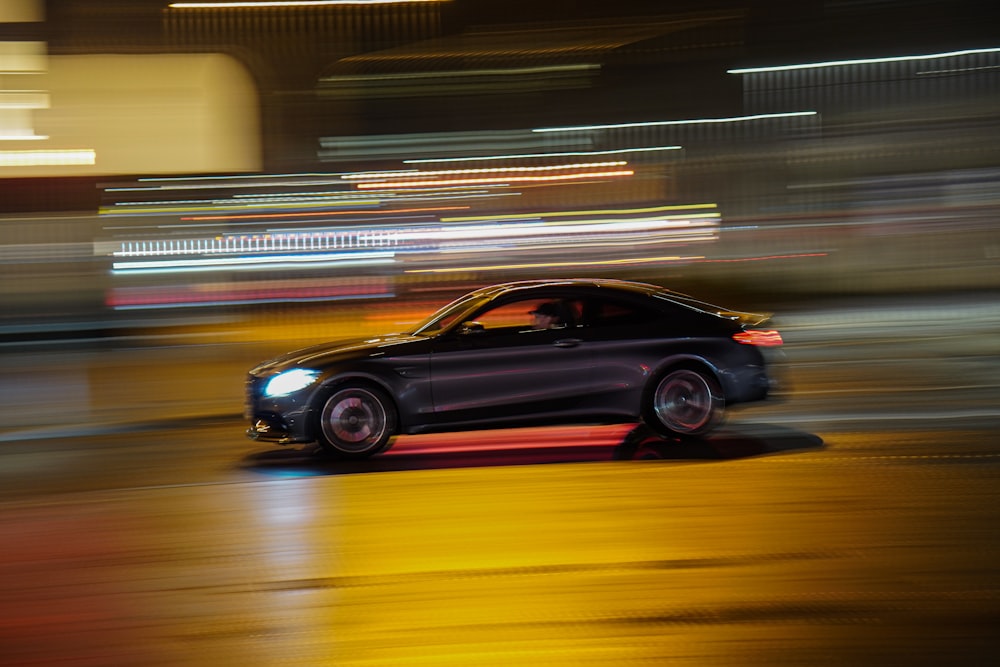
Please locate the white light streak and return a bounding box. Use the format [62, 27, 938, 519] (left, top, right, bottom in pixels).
[112, 251, 396, 275]
[441, 202, 718, 223]
[533, 112, 818, 133]
[404, 146, 682, 164]
[396, 216, 717, 244]
[0, 149, 94, 166]
[0, 134, 48, 141]
[727, 47, 1000, 74]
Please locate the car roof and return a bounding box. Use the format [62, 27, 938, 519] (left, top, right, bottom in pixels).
[467, 278, 760, 322]
[471, 278, 676, 299]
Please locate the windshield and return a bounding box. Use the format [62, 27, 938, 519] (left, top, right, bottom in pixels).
[409, 291, 486, 335]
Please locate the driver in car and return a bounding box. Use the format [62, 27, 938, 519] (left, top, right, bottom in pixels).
[529, 302, 563, 329]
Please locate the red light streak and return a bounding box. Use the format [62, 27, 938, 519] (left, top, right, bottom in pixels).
[732, 330, 784, 346]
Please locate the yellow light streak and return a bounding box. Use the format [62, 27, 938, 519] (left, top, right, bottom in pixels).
[169, 0, 444, 8]
[355, 170, 634, 190]
[440, 203, 717, 223]
[343, 161, 627, 181]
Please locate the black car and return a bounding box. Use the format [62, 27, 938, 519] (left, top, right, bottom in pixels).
[245, 279, 784, 458]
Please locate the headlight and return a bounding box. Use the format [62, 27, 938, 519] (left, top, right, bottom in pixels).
[263, 368, 320, 398]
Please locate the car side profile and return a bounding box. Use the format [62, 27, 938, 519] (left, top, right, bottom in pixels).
[245, 278, 784, 458]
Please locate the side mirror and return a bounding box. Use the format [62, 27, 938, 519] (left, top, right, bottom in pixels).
[457, 321, 485, 335]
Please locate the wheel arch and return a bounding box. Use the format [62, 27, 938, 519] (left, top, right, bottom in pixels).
[314, 372, 403, 435]
[640, 355, 728, 438]
[642, 354, 726, 406]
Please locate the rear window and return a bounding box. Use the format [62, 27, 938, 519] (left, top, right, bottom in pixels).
[583, 296, 662, 328]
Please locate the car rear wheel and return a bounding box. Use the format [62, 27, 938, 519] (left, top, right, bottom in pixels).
[645, 367, 724, 437]
[316, 385, 396, 458]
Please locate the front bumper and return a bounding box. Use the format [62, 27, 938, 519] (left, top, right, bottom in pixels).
[246, 417, 293, 444]
[245, 373, 316, 445]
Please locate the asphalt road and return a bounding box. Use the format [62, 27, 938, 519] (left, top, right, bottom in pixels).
[1, 294, 999, 666]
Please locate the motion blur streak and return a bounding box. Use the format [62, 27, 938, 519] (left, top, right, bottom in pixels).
[727, 46, 1000, 73]
[404, 145, 682, 163]
[354, 169, 635, 189]
[533, 111, 819, 132]
[170, 0, 443, 7]
[179, 206, 469, 222]
[94, 163, 721, 305]
[405, 255, 702, 274]
[0, 149, 94, 166]
[342, 161, 628, 179]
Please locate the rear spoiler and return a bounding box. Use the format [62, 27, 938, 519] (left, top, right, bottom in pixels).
[717, 310, 773, 327]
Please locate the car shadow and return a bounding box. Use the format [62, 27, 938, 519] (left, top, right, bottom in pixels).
[241, 422, 824, 478]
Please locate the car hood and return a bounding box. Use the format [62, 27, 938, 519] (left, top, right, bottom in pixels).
[250, 333, 423, 375]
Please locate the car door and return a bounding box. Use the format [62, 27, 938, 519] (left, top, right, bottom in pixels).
[575, 293, 678, 411]
[428, 295, 593, 425]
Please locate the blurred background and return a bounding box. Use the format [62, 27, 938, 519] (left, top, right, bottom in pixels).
[2, 5, 1000, 665]
[1, 0, 998, 344]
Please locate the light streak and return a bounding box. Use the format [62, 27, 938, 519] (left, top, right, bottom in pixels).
[355, 170, 634, 189]
[403, 216, 719, 243]
[343, 162, 627, 180]
[109, 178, 349, 191]
[406, 255, 703, 274]
[441, 202, 717, 223]
[112, 251, 396, 275]
[323, 63, 598, 83]
[169, 1, 442, 8]
[404, 146, 682, 164]
[0, 149, 94, 166]
[917, 64, 1000, 76]
[181, 205, 469, 222]
[109, 276, 391, 309]
[533, 112, 818, 133]
[727, 47, 1000, 74]
[99, 198, 378, 216]
[699, 252, 828, 262]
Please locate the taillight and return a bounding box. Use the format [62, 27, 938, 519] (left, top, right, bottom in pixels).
[733, 329, 783, 346]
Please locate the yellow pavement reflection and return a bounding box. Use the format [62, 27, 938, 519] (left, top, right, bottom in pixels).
[4, 447, 994, 665]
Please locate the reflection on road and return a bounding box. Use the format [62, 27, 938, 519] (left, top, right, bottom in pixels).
[243, 423, 825, 477]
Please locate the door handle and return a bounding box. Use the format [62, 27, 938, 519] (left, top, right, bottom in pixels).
[554, 338, 582, 348]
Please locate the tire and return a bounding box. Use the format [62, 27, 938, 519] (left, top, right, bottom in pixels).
[644, 367, 724, 438]
[316, 384, 397, 458]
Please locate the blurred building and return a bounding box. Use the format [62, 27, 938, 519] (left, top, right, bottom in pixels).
[1, 1, 999, 332]
[3, 0, 997, 206]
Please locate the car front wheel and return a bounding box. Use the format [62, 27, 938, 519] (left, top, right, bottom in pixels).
[645, 367, 723, 437]
[316, 385, 396, 458]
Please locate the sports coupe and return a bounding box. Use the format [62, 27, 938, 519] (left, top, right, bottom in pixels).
[245, 279, 784, 458]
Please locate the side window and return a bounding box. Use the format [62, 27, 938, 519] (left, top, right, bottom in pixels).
[473, 301, 536, 330]
[471, 297, 582, 331]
